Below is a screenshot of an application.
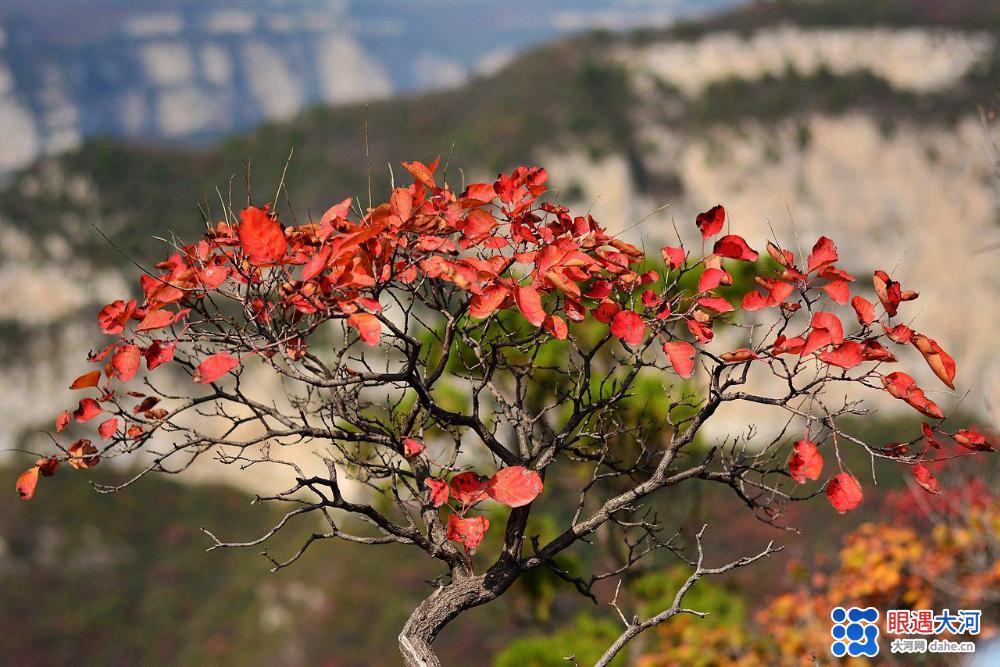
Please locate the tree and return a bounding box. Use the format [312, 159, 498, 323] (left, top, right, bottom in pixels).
[15, 159, 993, 665]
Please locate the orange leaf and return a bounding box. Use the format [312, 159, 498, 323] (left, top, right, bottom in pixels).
[514, 285, 545, 327]
[911, 334, 956, 390]
[543, 314, 568, 340]
[238, 206, 286, 265]
[469, 285, 509, 319]
[69, 370, 102, 390]
[347, 312, 381, 346]
[16, 466, 39, 501]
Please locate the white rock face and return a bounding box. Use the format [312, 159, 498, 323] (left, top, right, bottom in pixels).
[625, 27, 996, 96]
[242, 42, 305, 121]
[141, 41, 196, 86]
[315, 35, 393, 104]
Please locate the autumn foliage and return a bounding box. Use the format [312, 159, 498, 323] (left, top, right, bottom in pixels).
[14, 157, 993, 663]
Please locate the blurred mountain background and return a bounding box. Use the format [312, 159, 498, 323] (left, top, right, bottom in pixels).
[1, 0, 998, 664]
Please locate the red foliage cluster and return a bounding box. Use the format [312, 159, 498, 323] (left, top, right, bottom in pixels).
[17, 159, 993, 530]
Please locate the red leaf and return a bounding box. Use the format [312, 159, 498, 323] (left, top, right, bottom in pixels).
[698, 268, 731, 292]
[712, 235, 759, 262]
[911, 334, 956, 390]
[882, 323, 913, 344]
[401, 158, 439, 190]
[70, 370, 102, 390]
[592, 300, 620, 324]
[881, 372, 943, 419]
[97, 299, 136, 335]
[788, 439, 823, 483]
[403, 438, 424, 457]
[73, 398, 102, 422]
[821, 280, 850, 305]
[664, 341, 696, 379]
[771, 335, 805, 355]
[144, 340, 176, 370]
[861, 339, 896, 362]
[56, 410, 71, 432]
[514, 285, 545, 327]
[851, 296, 875, 326]
[801, 311, 844, 356]
[347, 312, 381, 346]
[16, 466, 39, 501]
[446, 514, 490, 554]
[818, 341, 864, 369]
[238, 206, 286, 265]
[469, 284, 509, 319]
[111, 345, 141, 382]
[696, 296, 734, 314]
[543, 314, 568, 340]
[487, 467, 543, 507]
[661, 246, 685, 269]
[686, 318, 713, 343]
[806, 236, 838, 273]
[826, 473, 863, 513]
[695, 205, 725, 239]
[425, 478, 449, 507]
[449, 472, 489, 507]
[912, 464, 940, 495]
[98, 417, 118, 440]
[193, 352, 239, 384]
[610, 310, 646, 346]
[952, 427, 995, 452]
[462, 209, 497, 239]
[136, 309, 175, 333]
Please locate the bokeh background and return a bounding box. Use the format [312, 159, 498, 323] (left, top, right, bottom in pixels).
[1, 0, 998, 664]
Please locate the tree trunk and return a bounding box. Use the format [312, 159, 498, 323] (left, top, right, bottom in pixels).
[397, 566, 517, 666]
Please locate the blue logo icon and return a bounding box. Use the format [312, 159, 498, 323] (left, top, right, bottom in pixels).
[831, 607, 880, 657]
